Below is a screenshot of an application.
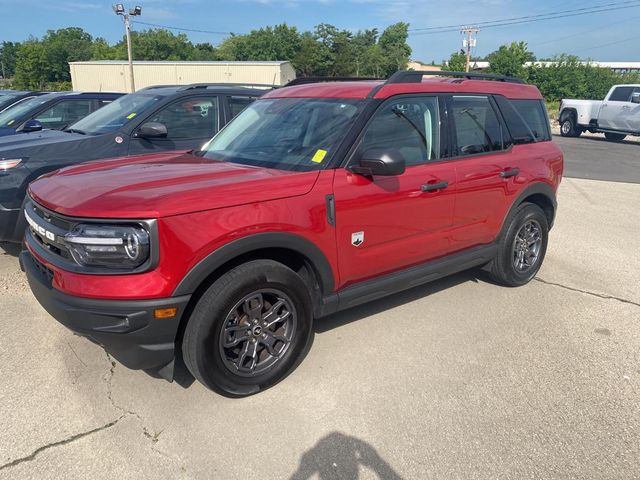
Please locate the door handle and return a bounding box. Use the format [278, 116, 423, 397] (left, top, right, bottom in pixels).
[622, 105, 631, 110]
[421, 181, 449, 192]
[500, 167, 520, 178]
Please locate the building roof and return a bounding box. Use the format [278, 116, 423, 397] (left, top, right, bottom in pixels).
[69, 60, 292, 66]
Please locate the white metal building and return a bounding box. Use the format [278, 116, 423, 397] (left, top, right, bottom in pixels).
[69, 61, 297, 92]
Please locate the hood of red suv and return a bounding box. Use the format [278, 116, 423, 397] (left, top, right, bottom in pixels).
[28, 151, 320, 218]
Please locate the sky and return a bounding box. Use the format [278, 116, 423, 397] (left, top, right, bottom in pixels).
[0, 0, 638, 63]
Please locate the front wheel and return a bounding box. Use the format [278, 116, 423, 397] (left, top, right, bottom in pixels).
[182, 259, 313, 397]
[604, 132, 626, 142]
[488, 203, 549, 287]
[560, 115, 580, 137]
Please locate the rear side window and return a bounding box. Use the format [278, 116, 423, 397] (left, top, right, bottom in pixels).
[509, 99, 551, 142]
[451, 96, 505, 156]
[148, 96, 219, 139]
[609, 86, 634, 102]
[34, 99, 93, 130]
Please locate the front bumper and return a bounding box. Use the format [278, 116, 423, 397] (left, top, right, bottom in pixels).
[0, 204, 21, 242]
[21, 250, 191, 376]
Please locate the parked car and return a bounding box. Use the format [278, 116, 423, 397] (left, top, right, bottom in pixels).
[20, 72, 563, 396]
[0, 91, 123, 137]
[559, 84, 640, 141]
[0, 84, 266, 244]
[0, 90, 45, 113]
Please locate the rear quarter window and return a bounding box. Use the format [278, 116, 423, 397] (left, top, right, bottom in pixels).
[495, 97, 551, 143]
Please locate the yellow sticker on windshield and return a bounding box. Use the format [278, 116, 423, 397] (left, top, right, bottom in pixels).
[311, 149, 327, 163]
[126, 113, 137, 119]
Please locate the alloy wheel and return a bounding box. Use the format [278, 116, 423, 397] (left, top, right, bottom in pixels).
[512, 220, 543, 272]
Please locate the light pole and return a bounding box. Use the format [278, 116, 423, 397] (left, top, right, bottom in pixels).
[113, 4, 142, 92]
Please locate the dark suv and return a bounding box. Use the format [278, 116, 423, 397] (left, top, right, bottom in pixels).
[0, 84, 266, 244]
[0, 91, 122, 137]
[21, 72, 563, 396]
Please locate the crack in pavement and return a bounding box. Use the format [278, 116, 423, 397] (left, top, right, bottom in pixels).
[535, 277, 640, 308]
[0, 415, 125, 471]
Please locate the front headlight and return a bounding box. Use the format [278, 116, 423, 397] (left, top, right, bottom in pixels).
[64, 224, 150, 269]
[0, 158, 23, 170]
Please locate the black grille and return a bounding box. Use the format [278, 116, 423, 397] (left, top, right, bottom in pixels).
[32, 254, 54, 284]
[25, 199, 74, 261]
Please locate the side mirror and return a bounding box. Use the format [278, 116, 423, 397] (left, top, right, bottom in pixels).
[349, 148, 406, 177]
[17, 119, 43, 133]
[135, 122, 168, 139]
[631, 92, 640, 104]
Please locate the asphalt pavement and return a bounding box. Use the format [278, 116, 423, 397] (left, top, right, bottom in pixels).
[555, 134, 640, 183]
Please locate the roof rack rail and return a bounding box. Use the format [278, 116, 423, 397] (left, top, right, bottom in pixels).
[386, 70, 525, 84]
[179, 83, 278, 90]
[285, 76, 382, 87]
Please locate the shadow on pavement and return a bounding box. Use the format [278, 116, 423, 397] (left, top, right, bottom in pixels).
[553, 133, 639, 147]
[0, 242, 21, 257]
[289, 432, 404, 480]
[315, 270, 478, 334]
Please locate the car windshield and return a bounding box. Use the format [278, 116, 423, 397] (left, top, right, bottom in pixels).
[200, 98, 364, 171]
[0, 94, 55, 127]
[68, 92, 164, 135]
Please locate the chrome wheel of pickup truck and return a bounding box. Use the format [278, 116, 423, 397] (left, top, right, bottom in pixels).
[560, 116, 581, 137]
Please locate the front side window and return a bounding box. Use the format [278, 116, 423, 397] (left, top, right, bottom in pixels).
[451, 95, 505, 156]
[34, 100, 93, 129]
[201, 98, 364, 171]
[229, 96, 256, 118]
[353, 96, 440, 167]
[609, 86, 634, 102]
[147, 96, 219, 139]
[69, 92, 164, 135]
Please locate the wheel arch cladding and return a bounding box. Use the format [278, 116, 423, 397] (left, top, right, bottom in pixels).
[172, 232, 335, 299]
[506, 183, 557, 232]
[560, 108, 577, 123]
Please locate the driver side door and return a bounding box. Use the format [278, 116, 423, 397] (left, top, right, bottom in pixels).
[332, 95, 456, 287]
[128, 95, 221, 155]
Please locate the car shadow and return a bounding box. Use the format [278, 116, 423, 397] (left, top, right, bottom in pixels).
[553, 133, 638, 147]
[289, 431, 404, 480]
[0, 242, 22, 257]
[315, 270, 480, 334]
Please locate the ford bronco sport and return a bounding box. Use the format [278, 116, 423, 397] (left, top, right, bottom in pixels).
[21, 71, 563, 397]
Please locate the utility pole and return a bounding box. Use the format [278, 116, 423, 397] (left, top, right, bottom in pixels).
[460, 26, 479, 72]
[113, 4, 142, 92]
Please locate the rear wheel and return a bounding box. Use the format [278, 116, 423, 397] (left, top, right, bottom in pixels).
[604, 132, 626, 141]
[488, 203, 549, 287]
[182, 260, 313, 397]
[560, 114, 580, 137]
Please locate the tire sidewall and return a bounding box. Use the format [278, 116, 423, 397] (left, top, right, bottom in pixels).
[187, 262, 313, 396]
[497, 204, 549, 286]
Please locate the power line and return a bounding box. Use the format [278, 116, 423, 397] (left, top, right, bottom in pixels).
[566, 34, 640, 54]
[409, 1, 640, 35]
[131, 20, 238, 36]
[530, 15, 640, 48]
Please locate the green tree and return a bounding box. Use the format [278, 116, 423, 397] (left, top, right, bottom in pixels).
[445, 50, 467, 71]
[115, 29, 195, 61]
[42, 28, 94, 83]
[91, 37, 117, 60]
[486, 41, 535, 79]
[378, 22, 411, 76]
[0, 41, 20, 79]
[13, 40, 49, 89]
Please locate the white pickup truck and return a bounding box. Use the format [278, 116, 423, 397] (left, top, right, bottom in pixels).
[559, 84, 640, 141]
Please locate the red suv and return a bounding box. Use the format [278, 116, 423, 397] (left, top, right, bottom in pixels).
[21, 72, 563, 396]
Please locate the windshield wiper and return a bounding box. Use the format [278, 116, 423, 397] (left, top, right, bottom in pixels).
[63, 128, 86, 135]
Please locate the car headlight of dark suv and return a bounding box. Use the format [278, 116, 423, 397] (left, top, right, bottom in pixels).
[64, 224, 150, 269]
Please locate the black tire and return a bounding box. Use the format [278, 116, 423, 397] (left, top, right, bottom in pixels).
[182, 259, 313, 397]
[488, 203, 549, 287]
[604, 132, 626, 141]
[559, 113, 580, 137]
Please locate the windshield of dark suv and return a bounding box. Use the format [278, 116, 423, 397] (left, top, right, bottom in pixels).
[201, 98, 364, 171]
[67, 92, 164, 135]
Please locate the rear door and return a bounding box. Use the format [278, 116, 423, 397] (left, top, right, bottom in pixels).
[621, 86, 640, 132]
[598, 86, 635, 131]
[128, 94, 221, 155]
[448, 94, 521, 252]
[333, 95, 456, 286]
[32, 99, 94, 130]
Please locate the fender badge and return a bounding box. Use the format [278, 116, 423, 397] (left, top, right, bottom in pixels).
[351, 231, 364, 247]
[115, 136, 124, 144]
